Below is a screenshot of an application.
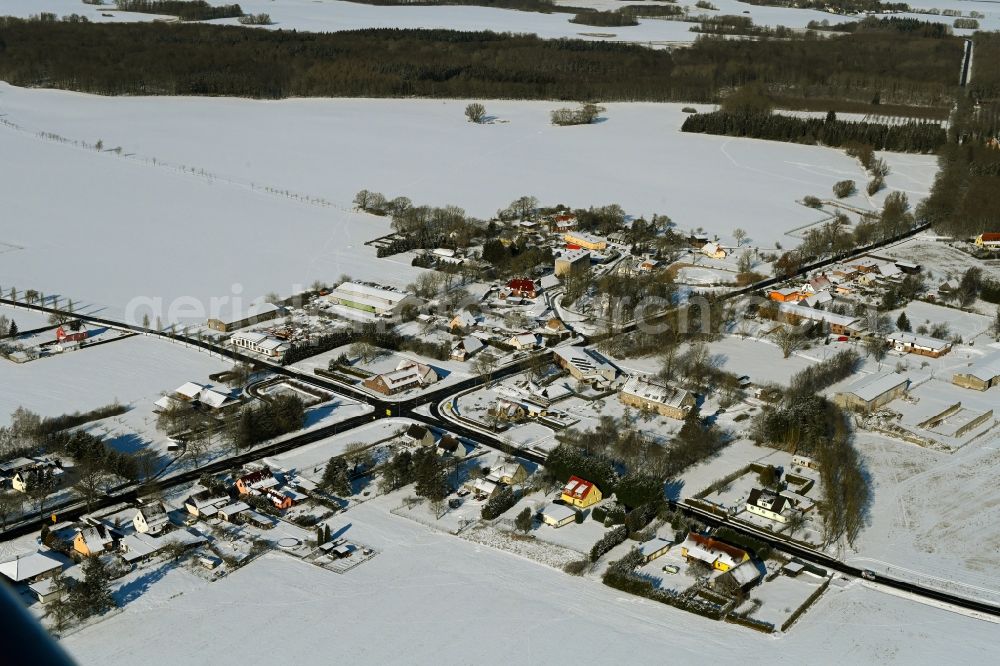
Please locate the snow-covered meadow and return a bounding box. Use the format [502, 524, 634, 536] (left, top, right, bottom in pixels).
[5, 0, 997, 40]
[0, 85, 937, 323]
[0, 336, 230, 426]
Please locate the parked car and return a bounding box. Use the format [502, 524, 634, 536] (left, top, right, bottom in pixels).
[861, 569, 876, 581]
[662, 564, 679, 574]
[448, 498, 462, 509]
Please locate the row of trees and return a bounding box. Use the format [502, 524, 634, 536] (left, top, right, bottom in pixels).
[681, 110, 946, 154]
[227, 394, 306, 451]
[0, 20, 961, 109]
[113, 0, 244, 20]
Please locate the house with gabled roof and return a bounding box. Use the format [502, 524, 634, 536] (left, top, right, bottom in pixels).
[0, 551, 63, 584]
[679, 532, 749, 572]
[235, 468, 279, 496]
[619, 374, 695, 420]
[73, 525, 115, 558]
[746, 488, 793, 524]
[184, 490, 230, 518]
[134, 501, 170, 535]
[560, 476, 602, 509]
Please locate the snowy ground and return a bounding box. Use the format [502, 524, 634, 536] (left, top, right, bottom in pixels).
[0, 304, 53, 332]
[60, 492, 999, 664]
[849, 428, 1000, 607]
[0, 335, 230, 426]
[0, 86, 938, 326]
[7, 0, 997, 40]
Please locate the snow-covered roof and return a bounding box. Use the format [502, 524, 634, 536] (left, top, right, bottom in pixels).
[638, 538, 671, 557]
[218, 501, 250, 517]
[175, 381, 205, 399]
[557, 248, 591, 263]
[510, 333, 539, 347]
[553, 346, 618, 380]
[328, 282, 413, 310]
[727, 562, 760, 587]
[540, 503, 576, 522]
[842, 371, 909, 402]
[956, 354, 1000, 382]
[621, 375, 692, 409]
[778, 302, 858, 328]
[77, 526, 112, 553]
[561, 476, 596, 500]
[0, 552, 63, 582]
[681, 533, 747, 570]
[211, 301, 280, 326]
[886, 332, 951, 352]
[198, 388, 234, 410]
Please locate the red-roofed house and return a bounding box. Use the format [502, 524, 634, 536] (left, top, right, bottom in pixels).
[975, 233, 1000, 249]
[506, 279, 538, 299]
[235, 468, 278, 496]
[560, 476, 602, 509]
[55, 325, 88, 343]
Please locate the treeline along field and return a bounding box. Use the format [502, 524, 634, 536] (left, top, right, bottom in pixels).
[0, 20, 963, 107]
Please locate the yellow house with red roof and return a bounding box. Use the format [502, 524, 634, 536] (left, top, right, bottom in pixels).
[560, 476, 602, 509]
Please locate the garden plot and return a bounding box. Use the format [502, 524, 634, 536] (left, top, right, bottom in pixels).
[883, 236, 1000, 286]
[742, 571, 828, 629]
[890, 300, 995, 344]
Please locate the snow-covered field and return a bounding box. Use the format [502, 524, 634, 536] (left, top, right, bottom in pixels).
[0, 336, 229, 426]
[60, 493, 998, 664]
[0, 85, 937, 324]
[850, 428, 1000, 607]
[7, 0, 997, 40]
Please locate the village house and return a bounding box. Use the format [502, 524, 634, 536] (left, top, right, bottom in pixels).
[184, 490, 230, 518]
[404, 423, 437, 447]
[451, 335, 484, 362]
[464, 477, 500, 500]
[553, 346, 618, 385]
[217, 501, 251, 523]
[768, 287, 805, 303]
[679, 532, 749, 572]
[403, 423, 435, 446]
[236, 468, 279, 496]
[711, 561, 761, 593]
[55, 323, 88, 344]
[746, 488, 793, 524]
[834, 371, 910, 413]
[324, 281, 421, 318]
[0, 551, 64, 585]
[230, 331, 290, 358]
[564, 231, 607, 252]
[486, 460, 528, 486]
[700, 241, 727, 259]
[133, 501, 170, 536]
[508, 333, 540, 350]
[264, 487, 306, 510]
[619, 375, 695, 420]
[637, 537, 671, 564]
[953, 354, 1000, 391]
[363, 361, 439, 396]
[539, 503, 577, 528]
[207, 302, 282, 333]
[885, 332, 952, 358]
[543, 318, 569, 339]
[776, 303, 860, 337]
[549, 213, 578, 233]
[436, 434, 467, 458]
[791, 454, 818, 470]
[154, 381, 237, 413]
[554, 248, 591, 277]
[974, 232, 1000, 250]
[490, 398, 527, 421]
[560, 476, 602, 509]
[506, 278, 539, 299]
[449, 311, 479, 332]
[73, 525, 115, 558]
[12, 464, 61, 494]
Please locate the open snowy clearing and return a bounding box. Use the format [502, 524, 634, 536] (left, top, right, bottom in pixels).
[60, 494, 997, 664]
[0, 85, 937, 324]
[0, 336, 230, 426]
